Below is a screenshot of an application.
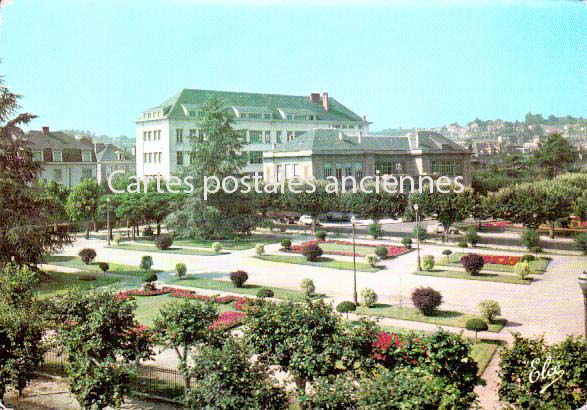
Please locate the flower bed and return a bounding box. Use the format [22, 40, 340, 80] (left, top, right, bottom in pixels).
[209, 311, 247, 330]
[461, 254, 520, 266]
[290, 240, 410, 258]
[167, 288, 252, 311]
[116, 288, 171, 300]
[480, 221, 512, 228]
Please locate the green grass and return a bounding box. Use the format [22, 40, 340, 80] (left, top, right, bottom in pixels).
[255, 254, 380, 272]
[415, 269, 531, 285]
[174, 234, 281, 250]
[317, 242, 410, 258]
[471, 340, 502, 375]
[35, 271, 120, 298]
[437, 252, 550, 274]
[107, 243, 225, 256]
[44, 255, 162, 276]
[356, 303, 506, 333]
[168, 275, 316, 301]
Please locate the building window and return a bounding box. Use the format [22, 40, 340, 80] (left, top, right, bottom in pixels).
[264, 131, 271, 144]
[81, 169, 93, 180]
[176, 129, 183, 144]
[148, 153, 152, 163]
[52, 151, 63, 162]
[32, 151, 43, 162]
[293, 164, 299, 177]
[82, 151, 92, 162]
[335, 165, 343, 180]
[53, 169, 62, 181]
[431, 160, 463, 177]
[287, 131, 295, 142]
[294, 131, 305, 138]
[246, 113, 263, 120]
[177, 151, 184, 166]
[345, 165, 352, 177]
[143, 131, 147, 141]
[263, 113, 272, 120]
[249, 131, 262, 144]
[323, 163, 333, 178]
[353, 163, 363, 179]
[375, 161, 404, 175]
[189, 129, 197, 138]
[276, 165, 283, 182]
[249, 151, 263, 165]
[275, 131, 282, 143]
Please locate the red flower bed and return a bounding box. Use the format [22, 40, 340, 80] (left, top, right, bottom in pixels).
[371, 332, 423, 366]
[209, 311, 246, 330]
[167, 288, 253, 310]
[116, 288, 171, 300]
[481, 221, 512, 228]
[460, 254, 520, 266]
[290, 240, 410, 258]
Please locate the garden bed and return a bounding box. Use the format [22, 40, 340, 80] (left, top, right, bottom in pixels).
[107, 243, 225, 256]
[173, 234, 281, 250]
[415, 269, 531, 284]
[291, 239, 411, 258]
[255, 254, 381, 272]
[436, 252, 550, 274]
[35, 271, 120, 297]
[44, 255, 162, 276]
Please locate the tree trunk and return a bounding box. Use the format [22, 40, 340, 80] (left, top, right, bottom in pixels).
[85, 222, 90, 240]
[132, 225, 136, 241]
[549, 221, 555, 239]
[157, 223, 161, 236]
[312, 215, 317, 234]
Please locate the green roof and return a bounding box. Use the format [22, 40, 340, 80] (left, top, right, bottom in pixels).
[149, 89, 365, 123]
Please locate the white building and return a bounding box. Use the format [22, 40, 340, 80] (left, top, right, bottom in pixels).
[135, 89, 370, 179]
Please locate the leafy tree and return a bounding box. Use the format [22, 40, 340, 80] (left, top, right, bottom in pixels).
[49, 289, 153, 410]
[532, 132, 578, 177]
[287, 181, 334, 233]
[465, 226, 480, 247]
[0, 80, 71, 266]
[187, 338, 289, 409]
[484, 184, 546, 229]
[520, 228, 541, 250]
[534, 180, 581, 238]
[114, 193, 145, 240]
[343, 191, 406, 223]
[65, 178, 102, 239]
[142, 192, 179, 236]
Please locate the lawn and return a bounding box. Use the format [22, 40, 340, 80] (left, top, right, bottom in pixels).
[168, 275, 317, 301]
[255, 254, 381, 272]
[35, 271, 120, 298]
[415, 269, 531, 285]
[174, 234, 282, 250]
[44, 255, 162, 276]
[313, 242, 410, 258]
[356, 303, 506, 333]
[107, 243, 225, 256]
[437, 252, 550, 274]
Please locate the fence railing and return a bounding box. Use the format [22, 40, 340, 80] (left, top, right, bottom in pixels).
[40, 350, 185, 404]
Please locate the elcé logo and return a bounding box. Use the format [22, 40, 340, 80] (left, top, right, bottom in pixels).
[528, 356, 565, 394]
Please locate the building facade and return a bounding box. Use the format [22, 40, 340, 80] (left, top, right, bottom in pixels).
[95, 143, 136, 183]
[135, 89, 370, 179]
[25, 127, 97, 187]
[262, 129, 472, 187]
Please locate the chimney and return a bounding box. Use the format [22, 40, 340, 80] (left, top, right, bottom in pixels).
[362, 115, 367, 121]
[42, 126, 49, 134]
[322, 92, 329, 112]
[309, 93, 321, 102]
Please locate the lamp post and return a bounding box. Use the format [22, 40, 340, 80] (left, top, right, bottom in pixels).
[414, 204, 421, 271]
[579, 271, 587, 340]
[351, 216, 358, 305]
[106, 197, 111, 246]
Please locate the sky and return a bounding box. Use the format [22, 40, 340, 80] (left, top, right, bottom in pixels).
[0, 0, 584, 137]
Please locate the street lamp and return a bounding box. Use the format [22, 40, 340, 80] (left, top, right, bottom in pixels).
[579, 271, 587, 340]
[351, 216, 358, 305]
[106, 197, 111, 246]
[414, 203, 421, 271]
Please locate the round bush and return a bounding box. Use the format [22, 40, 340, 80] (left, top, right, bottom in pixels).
[442, 249, 453, 256]
[466, 318, 488, 341]
[255, 244, 265, 256]
[98, 262, 109, 273]
[411, 287, 442, 316]
[212, 242, 223, 254]
[422, 255, 435, 271]
[300, 278, 316, 296]
[230, 270, 248, 288]
[478, 300, 501, 323]
[360, 288, 378, 307]
[78, 248, 97, 265]
[365, 254, 380, 268]
[336, 301, 356, 314]
[315, 231, 327, 241]
[521, 228, 540, 250]
[520, 254, 535, 262]
[155, 235, 173, 250]
[401, 237, 413, 248]
[256, 288, 274, 298]
[529, 246, 542, 254]
[302, 243, 323, 261]
[374, 246, 388, 259]
[368, 222, 383, 239]
[460, 253, 485, 275]
[515, 261, 532, 280]
[78, 274, 97, 282]
[142, 226, 154, 237]
[465, 227, 480, 247]
[574, 232, 587, 255]
[280, 238, 292, 250]
[412, 225, 427, 241]
[143, 272, 158, 283]
[458, 241, 468, 248]
[140, 255, 153, 272]
[175, 263, 187, 278]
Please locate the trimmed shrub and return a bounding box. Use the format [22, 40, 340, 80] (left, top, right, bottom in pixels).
[155, 235, 173, 250]
[315, 230, 327, 241]
[255, 244, 265, 256]
[360, 288, 378, 307]
[368, 222, 383, 239]
[465, 227, 480, 247]
[515, 261, 532, 280]
[300, 278, 316, 296]
[412, 225, 427, 241]
[458, 241, 468, 248]
[422, 255, 435, 271]
[374, 246, 388, 259]
[302, 243, 323, 261]
[212, 242, 223, 254]
[98, 262, 109, 274]
[256, 288, 274, 298]
[142, 226, 154, 237]
[78, 248, 97, 265]
[143, 272, 158, 291]
[461, 253, 484, 275]
[411, 287, 442, 316]
[78, 274, 97, 281]
[529, 246, 542, 254]
[365, 254, 380, 268]
[230, 270, 248, 288]
[280, 238, 292, 250]
[520, 228, 540, 251]
[465, 318, 488, 342]
[175, 263, 187, 279]
[401, 237, 413, 248]
[520, 254, 536, 262]
[442, 249, 453, 262]
[478, 300, 501, 323]
[336, 301, 356, 318]
[140, 255, 153, 273]
[574, 232, 587, 255]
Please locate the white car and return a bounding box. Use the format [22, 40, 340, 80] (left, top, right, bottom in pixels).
[430, 223, 462, 235]
[298, 215, 320, 226]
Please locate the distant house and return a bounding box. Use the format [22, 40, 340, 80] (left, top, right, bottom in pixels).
[94, 143, 136, 183]
[25, 127, 97, 187]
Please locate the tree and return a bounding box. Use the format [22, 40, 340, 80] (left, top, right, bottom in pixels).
[534, 180, 581, 238]
[154, 300, 221, 395]
[142, 192, 179, 236]
[287, 181, 334, 233]
[49, 289, 153, 409]
[66, 178, 102, 239]
[0, 80, 71, 266]
[484, 184, 546, 229]
[114, 193, 145, 240]
[532, 132, 578, 177]
[343, 190, 406, 223]
[187, 339, 289, 409]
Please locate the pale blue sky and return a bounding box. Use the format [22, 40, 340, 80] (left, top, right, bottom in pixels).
[0, 0, 584, 136]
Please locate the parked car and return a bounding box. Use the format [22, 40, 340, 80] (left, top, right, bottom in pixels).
[430, 223, 462, 234]
[323, 211, 354, 222]
[298, 215, 321, 226]
[273, 216, 296, 225]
